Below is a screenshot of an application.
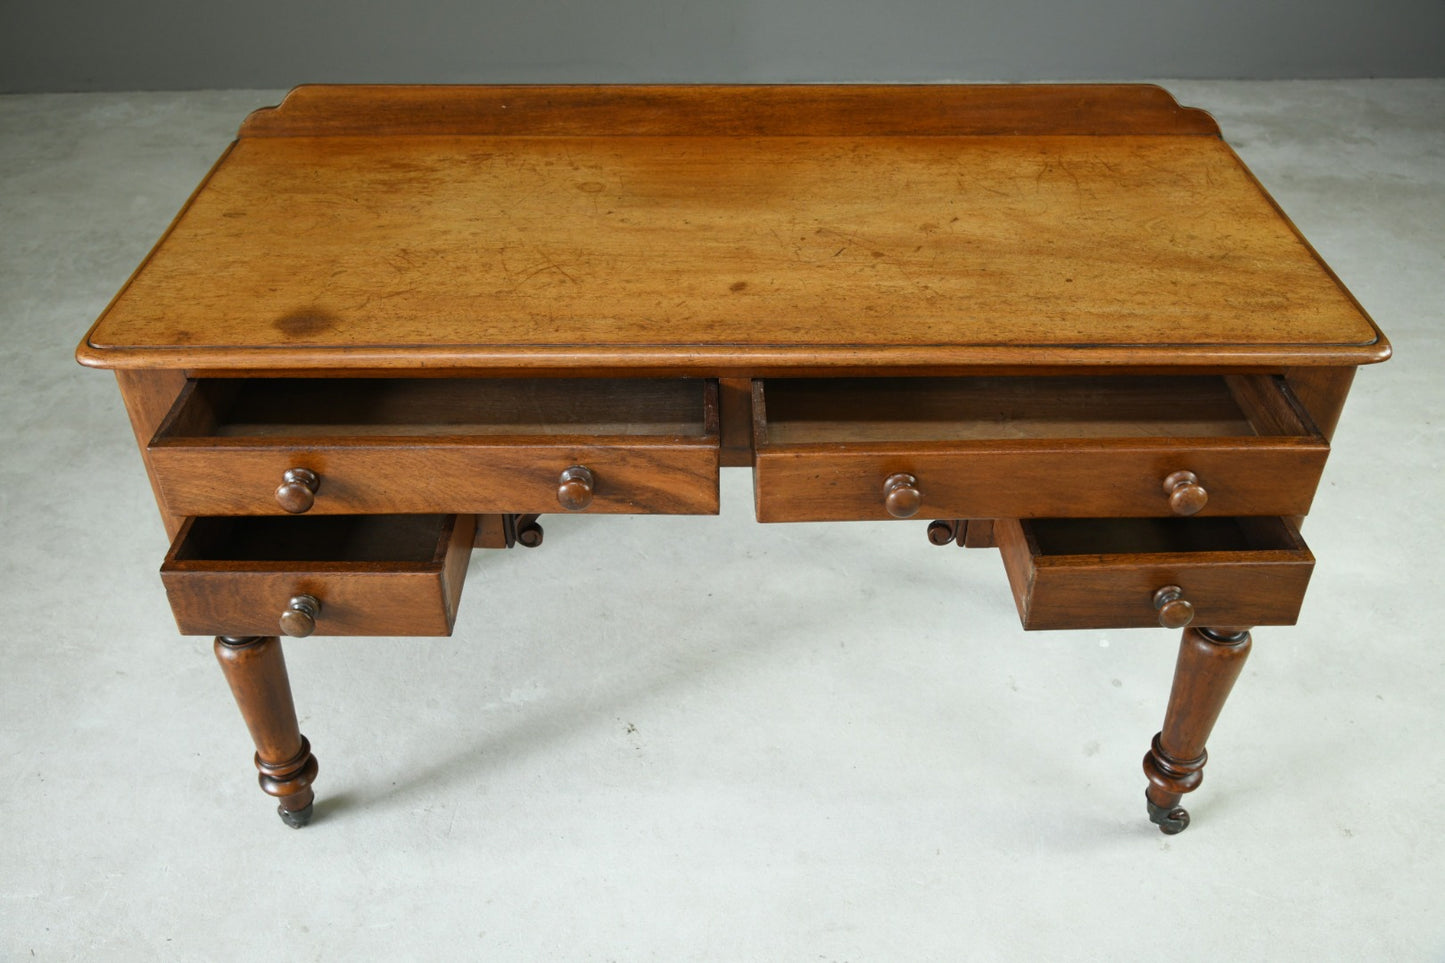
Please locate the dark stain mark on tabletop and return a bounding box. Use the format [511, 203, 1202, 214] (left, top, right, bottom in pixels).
[273, 308, 339, 338]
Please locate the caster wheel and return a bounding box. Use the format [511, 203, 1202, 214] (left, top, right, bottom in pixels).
[278, 801, 314, 829]
[1156, 809, 1190, 835]
[1147, 796, 1190, 835]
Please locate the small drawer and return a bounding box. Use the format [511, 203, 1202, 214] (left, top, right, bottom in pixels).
[149, 378, 720, 516]
[160, 514, 474, 637]
[752, 375, 1327, 522]
[996, 516, 1314, 631]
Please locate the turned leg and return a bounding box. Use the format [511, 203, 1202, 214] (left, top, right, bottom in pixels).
[214, 636, 320, 828]
[1141, 626, 1252, 834]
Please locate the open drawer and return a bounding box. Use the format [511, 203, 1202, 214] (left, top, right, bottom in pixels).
[160, 514, 474, 637]
[751, 375, 1328, 522]
[149, 378, 720, 516]
[996, 516, 1314, 631]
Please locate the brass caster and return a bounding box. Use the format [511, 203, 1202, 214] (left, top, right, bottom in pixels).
[278, 801, 315, 829]
[1147, 795, 1191, 835]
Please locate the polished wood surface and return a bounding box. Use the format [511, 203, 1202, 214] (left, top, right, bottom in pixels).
[882, 473, 923, 519]
[1284, 366, 1357, 443]
[114, 369, 188, 538]
[555, 466, 596, 511]
[274, 467, 320, 514]
[164, 377, 715, 438]
[1152, 585, 1195, 629]
[752, 375, 1329, 522]
[996, 516, 1314, 630]
[1143, 627, 1254, 834]
[214, 635, 319, 826]
[278, 594, 322, 638]
[1162, 470, 1209, 516]
[237, 84, 1223, 138]
[149, 377, 721, 516]
[162, 514, 473, 636]
[76, 85, 1389, 833]
[716, 377, 755, 468]
[77, 85, 1386, 373]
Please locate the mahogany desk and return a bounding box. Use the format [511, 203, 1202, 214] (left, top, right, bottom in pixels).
[77, 85, 1389, 833]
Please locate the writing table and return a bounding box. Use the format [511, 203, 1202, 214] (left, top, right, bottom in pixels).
[77, 84, 1389, 833]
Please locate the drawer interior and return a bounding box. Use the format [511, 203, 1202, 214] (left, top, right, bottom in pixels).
[1023, 516, 1306, 557]
[169, 514, 455, 566]
[755, 375, 1316, 445]
[158, 378, 717, 441]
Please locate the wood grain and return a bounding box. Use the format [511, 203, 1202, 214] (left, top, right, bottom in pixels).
[75, 83, 1392, 833]
[996, 517, 1314, 630]
[755, 442, 1328, 522]
[717, 377, 754, 467]
[115, 369, 189, 538]
[153, 442, 722, 516]
[162, 514, 473, 636]
[752, 375, 1328, 521]
[178, 377, 714, 438]
[238, 84, 1222, 138]
[757, 375, 1276, 443]
[962, 519, 996, 548]
[213, 636, 318, 819]
[1143, 626, 1254, 829]
[77, 85, 1386, 372]
[1284, 366, 1357, 442]
[148, 376, 721, 516]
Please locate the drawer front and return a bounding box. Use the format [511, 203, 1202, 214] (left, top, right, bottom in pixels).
[754, 444, 1327, 522]
[752, 376, 1328, 522]
[151, 443, 719, 516]
[160, 514, 474, 637]
[996, 516, 1314, 631]
[150, 378, 720, 517]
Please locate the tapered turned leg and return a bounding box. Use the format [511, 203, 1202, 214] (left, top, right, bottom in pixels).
[1142, 626, 1252, 834]
[214, 636, 319, 828]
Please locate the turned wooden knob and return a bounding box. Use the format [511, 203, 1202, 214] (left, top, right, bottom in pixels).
[275, 468, 320, 513]
[557, 466, 595, 511]
[1163, 470, 1207, 516]
[883, 473, 922, 519]
[279, 594, 321, 638]
[1153, 585, 1194, 629]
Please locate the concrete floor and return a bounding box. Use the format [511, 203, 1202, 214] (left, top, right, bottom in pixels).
[1, 81, 1441, 960]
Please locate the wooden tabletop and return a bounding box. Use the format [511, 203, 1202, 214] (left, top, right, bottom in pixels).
[78, 85, 1388, 372]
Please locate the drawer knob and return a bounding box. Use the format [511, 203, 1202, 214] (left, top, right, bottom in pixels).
[1153, 585, 1195, 629]
[883, 473, 922, 519]
[275, 468, 320, 514]
[557, 466, 595, 511]
[1163, 470, 1208, 516]
[280, 594, 322, 638]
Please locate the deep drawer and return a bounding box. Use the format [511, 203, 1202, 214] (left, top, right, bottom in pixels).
[751, 375, 1328, 522]
[149, 378, 720, 516]
[996, 516, 1314, 631]
[160, 514, 474, 637]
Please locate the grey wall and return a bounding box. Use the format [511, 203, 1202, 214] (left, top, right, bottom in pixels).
[4, 0, 1443, 93]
